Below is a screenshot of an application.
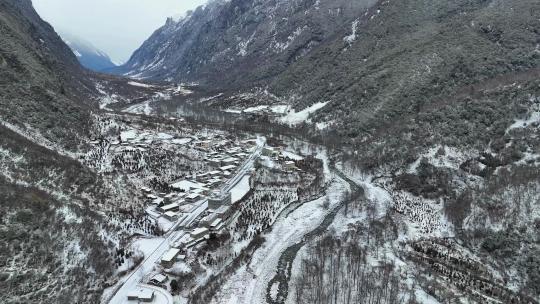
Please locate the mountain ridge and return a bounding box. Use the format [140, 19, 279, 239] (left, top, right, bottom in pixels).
[59, 30, 117, 72]
[111, 0, 378, 89]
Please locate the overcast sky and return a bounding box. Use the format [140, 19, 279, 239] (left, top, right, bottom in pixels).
[32, 0, 207, 64]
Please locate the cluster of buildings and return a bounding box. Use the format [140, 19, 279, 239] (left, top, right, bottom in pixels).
[152, 146, 304, 273]
[121, 136, 317, 302]
[136, 138, 259, 277]
[158, 190, 234, 268]
[142, 139, 255, 223]
[262, 146, 301, 171]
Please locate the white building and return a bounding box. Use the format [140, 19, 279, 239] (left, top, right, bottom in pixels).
[158, 203, 179, 213]
[127, 289, 154, 302]
[208, 191, 232, 209]
[209, 218, 224, 232]
[161, 248, 181, 268]
[185, 193, 201, 203]
[163, 211, 178, 221]
[149, 274, 168, 286]
[191, 227, 210, 239]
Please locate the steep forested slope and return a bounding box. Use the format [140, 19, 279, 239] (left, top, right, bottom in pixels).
[113, 0, 378, 89]
[0, 0, 97, 149]
[0, 2, 144, 303]
[273, 0, 540, 148]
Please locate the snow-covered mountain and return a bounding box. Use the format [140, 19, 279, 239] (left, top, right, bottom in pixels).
[112, 0, 377, 88]
[60, 31, 117, 72]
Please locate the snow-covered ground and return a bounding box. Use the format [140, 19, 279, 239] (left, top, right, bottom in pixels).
[281, 151, 304, 161]
[123, 92, 171, 115]
[230, 175, 251, 203]
[407, 145, 477, 173]
[225, 104, 291, 115]
[128, 81, 156, 88]
[507, 111, 540, 131]
[124, 100, 154, 115]
[172, 84, 194, 95]
[95, 82, 124, 110]
[209, 176, 349, 304]
[279, 101, 329, 126]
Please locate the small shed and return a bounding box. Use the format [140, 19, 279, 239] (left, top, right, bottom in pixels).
[149, 273, 168, 286]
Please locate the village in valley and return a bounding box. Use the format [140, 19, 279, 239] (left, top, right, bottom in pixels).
[87, 113, 317, 304]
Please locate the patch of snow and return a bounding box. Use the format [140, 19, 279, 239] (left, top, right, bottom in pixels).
[171, 180, 205, 192]
[198, 93, 224, 103]
[507, 111, 540, 131]
[171, 138, 192, 145]
[259, 156, 277, 169]
[237, 32, 256, 56]
[343, 19, 360, 44]
[230, 175, 251, 203]
[243, 105, 269, 113]
[281, 151, 304, 160]
[269, 282, 279, 301]
[408, 145, 476, 172]
[279, 101, 329, 126]
[174, 85, 194, 95]
[156, 132, 174, 140]
[132, 238, 166, 258]
[316, 121, 330, 130]
[157, 217, 175, 232]
[128, 81, 155, 88]
[124, 100, 154, 115]
[273, 26, 306, 52]
[270, 105, 290, 114]
[415, 288, 441, 304]
[224, 109, 243, 114]
[57, 206, 82, 224]
[120, 130, 139, 142]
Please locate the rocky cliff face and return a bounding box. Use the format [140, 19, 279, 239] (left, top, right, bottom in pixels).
[113, 0, 378, 89]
